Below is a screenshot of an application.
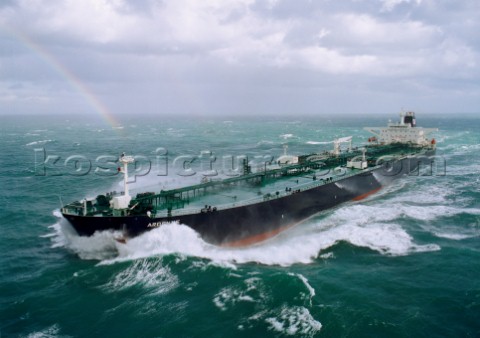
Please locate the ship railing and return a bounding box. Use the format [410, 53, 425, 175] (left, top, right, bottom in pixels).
[154, 165, 384, 217]
[61, 202, 86, 216]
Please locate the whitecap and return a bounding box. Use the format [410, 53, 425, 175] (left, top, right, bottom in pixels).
[319, 252, 334, 259]
[25, 139, 53, 146]
[102, 259, 179, 295]
[433, 232, 476, 240]
[213, 277, 264, 311]
[265, 305, 321, 336]
[101, 223, 217, 265]
[401, 205, 480, 221]
[256, 140, 275, 146]
[279, 133, 295, 140]
[288, 273, 315, 305]
[46, 212, 121, 260]
[306, 141, 332, 145]
[21, 324, 62, 338]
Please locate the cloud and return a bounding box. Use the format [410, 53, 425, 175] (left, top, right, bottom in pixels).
[380, 0, 422, 12]
[0, 0, 479, 115]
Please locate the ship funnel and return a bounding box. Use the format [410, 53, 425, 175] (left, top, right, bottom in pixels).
[402, 111, 416, 127]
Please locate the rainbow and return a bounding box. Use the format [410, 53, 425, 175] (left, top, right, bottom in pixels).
[4, 26, 122, 129]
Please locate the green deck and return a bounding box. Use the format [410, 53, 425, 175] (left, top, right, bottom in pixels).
[62, 143, 431, 217]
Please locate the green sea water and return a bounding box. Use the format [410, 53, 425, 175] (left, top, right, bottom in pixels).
[0, 113, 479, 337]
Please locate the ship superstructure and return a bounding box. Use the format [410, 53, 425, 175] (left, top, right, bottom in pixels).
[364, 111, 437, 145]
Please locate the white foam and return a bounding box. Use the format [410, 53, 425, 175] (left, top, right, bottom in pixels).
[433, 232, 474, 240]
[103, 225, 228, 268]
[102, 259, 178, 294]
[102, 205, 439, 267]
[257, 140, 275, 146]
[289, 273, 315, 305]
[21, 324, 61, 338]
[213, 277, 266, 311]
[403, 205, 480, 221]
[425, 220, 480, 240]
[213, 276, 321, 336]
[278, 204, 440, 257]
[265, 305, 322, 336]
[306, 141, 332, 145]
[441, 142, 480, 155]
[447, 163, 480, 176]
[46, 213, 121, 260]
[280, 133, 295, 139]
[385, 182, 450, 204]
[49, 200, 441, 266]
[102, 223, 217, 263]
[25, 139, 53, 146]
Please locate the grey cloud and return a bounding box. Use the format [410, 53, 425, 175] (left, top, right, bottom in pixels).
[0, 0, 479, 116]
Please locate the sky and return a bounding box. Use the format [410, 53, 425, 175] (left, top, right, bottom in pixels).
[0, 0, 479, 118]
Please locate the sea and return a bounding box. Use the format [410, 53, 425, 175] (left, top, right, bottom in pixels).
[0, 113, 479, 337]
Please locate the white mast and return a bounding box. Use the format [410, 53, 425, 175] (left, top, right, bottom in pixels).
[111, 153, 135, 210]
[119, 153, 134, 197]
[333, 136, 352, 156]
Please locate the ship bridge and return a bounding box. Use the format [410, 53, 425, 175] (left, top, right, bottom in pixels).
[364, 112, 438, 145]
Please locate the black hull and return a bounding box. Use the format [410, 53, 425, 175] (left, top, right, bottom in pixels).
[62, 151, 435, 246]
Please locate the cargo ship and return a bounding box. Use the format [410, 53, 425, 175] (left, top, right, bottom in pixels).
[61, 112, 438, 246]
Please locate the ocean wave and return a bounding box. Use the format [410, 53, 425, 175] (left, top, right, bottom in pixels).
[432, 232, 478, 240]
[306, 220, 439, 257]
[423, 219, 480, 240]
[212, 273, 321, 336]
[400, 205, 480, 221]
[50, 201, 441, 267]
[279, 133, 295, 140]
[25, 139, 54, 146]
[213, 277, 266, 311]
[102, 259, 179, 295]
[445, 163, 480, 176]
[289, 273, 315, 305]
[47, 212, 121, 260]
[100, 223, 220, 265]
[256, 140, 275, 146]
[374, 184, 480, 221]
[265, 305, 321, 336]
[279, 202, 442, 257]
[380, 182, 449, 204]
[109, 214, 437, 266]
[306, 141, 332, 145]
[20, 324, 62, 338]
[439, 143, 480, 155]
